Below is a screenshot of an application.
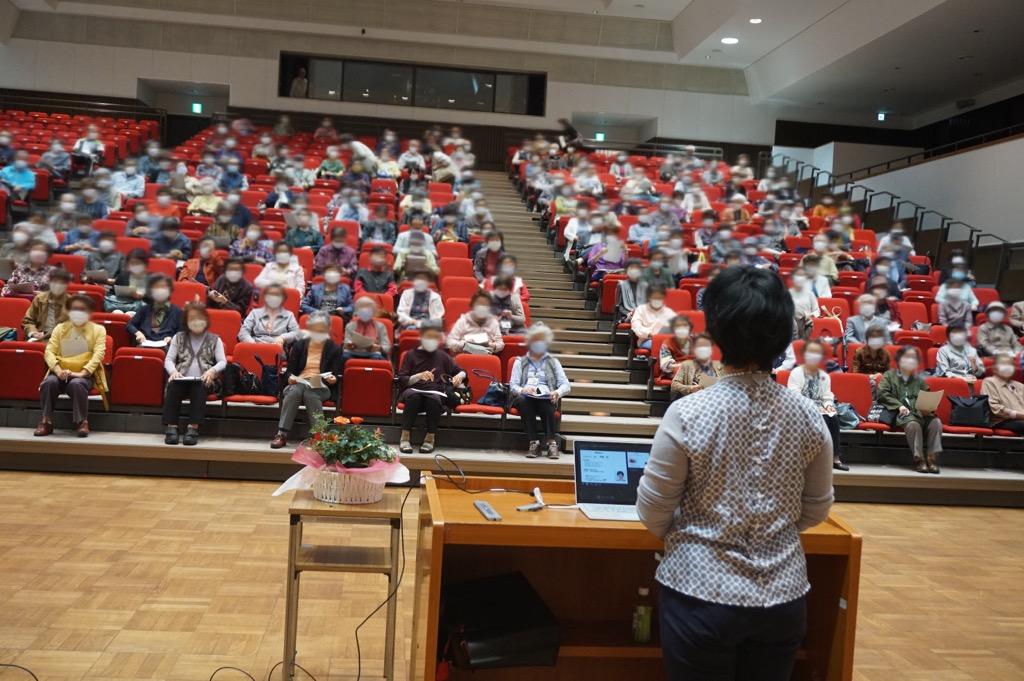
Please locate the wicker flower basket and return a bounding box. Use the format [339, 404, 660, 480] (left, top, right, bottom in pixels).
[313, 466, 385, 505]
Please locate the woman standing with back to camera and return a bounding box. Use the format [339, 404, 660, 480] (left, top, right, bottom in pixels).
[638, 267, 835, 681]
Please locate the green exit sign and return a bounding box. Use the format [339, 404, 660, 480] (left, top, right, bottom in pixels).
[191, 101, 203, 114]
[594, 132, 606, 142]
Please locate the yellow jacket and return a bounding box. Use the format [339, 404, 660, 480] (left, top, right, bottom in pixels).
[44, 321, 108, 394]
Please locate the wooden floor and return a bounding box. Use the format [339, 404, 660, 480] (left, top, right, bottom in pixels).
[0, 473, 1021, 681]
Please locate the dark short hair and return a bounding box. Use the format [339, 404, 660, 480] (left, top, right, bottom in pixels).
[65, 293, 96, 312]
[420, 320, 443, 334]
[126, 248, 149, 264]
[148, 273, 174, 290]
[625, 258, 643, 269]
[946, 323, 967, 337]
[703, 267, 793, 370]
[865, 326, 885, 340]
[49, 268, 72, 283]
[224, 257, 245, 271]
[648, 284, 667, 297]
[493, 275, 515, 291]
[895, 345, 922, 363]
[330, 227, 347, 240]
[183, 302, 210, 324]
[274, 240, 291, 252]
[469, 290, 492, 306]
[672, 314, 692, 328]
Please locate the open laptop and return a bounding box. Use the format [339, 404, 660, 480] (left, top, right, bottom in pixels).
[573, 440, 652, 522]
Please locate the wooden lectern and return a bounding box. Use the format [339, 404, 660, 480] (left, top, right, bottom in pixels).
[411, 476, 861, 681]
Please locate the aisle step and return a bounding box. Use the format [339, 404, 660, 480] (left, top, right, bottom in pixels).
[556, 354, 629, 369]
[548, 329, 613, 342]
[566, 368, 631, 384]
[567, 382, 647, 399]
[543, 318, 606, 331]
[528, 299, 589, 311]
[557, 414, 660, 437]
[560, 398, 652, 416]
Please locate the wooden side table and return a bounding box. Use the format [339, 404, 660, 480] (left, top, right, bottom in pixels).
[285, 488, 405, 681]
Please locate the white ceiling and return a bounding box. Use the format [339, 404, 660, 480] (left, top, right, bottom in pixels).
[437, 0, 692, 21]
[765, 0, 1024, 120]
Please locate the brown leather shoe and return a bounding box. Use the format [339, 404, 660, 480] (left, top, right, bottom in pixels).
[927, 454, 940, 474]
[33, 421, 52, 437]
[270, 431, 287, 449]
[76, 421, 90, 438]
[914, 456, 929, 474]
[546, 440, 560, 459]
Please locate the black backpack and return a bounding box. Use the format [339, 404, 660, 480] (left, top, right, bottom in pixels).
[948, 395, 990, 428]
[222, 362, 261, 396]
[255, 354, 283, 397]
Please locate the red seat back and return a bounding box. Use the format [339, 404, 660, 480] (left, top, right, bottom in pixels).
[441, 276, 481, 305]
[436, 242, 469, 260]
[455, 353, 503, 401]
[664, 289, 691, 313]
[232, 342, 284, 376]
[109, 354, 165, 406]
[444, 298, 471, 333]
[172, 280, 207, 308]
[0, 298, 32, 340]
[207, 309, 242, 356]
[829, 372, 874, 418]
[925, 376, 970, 423]
[340, 365, 393, 417]
[50, 254, 86, 280]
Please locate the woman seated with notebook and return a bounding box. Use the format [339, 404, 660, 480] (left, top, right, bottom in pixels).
[162, 303, 226, 447]
[396, 321, 466, 455]
[342, 297, 390, 365]
[271, 312, 342, 450]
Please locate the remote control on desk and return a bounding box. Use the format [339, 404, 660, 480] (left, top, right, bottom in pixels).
[473, 500, 502, 521]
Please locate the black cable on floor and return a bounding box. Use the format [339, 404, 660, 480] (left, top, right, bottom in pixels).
[0, 664, 40, 681]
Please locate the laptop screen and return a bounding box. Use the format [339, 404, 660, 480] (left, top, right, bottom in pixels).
[574, 441, 651, 505]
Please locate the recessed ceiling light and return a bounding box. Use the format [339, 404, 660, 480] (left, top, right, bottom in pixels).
[448, 99, 455, 103]
[704, 55, 711, 60]
[749, 18, 762, 24]
[721, 37, 739, 45]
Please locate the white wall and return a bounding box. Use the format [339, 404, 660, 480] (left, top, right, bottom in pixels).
[812, 144, 835, 174]
[0, 37, 778, 146]
[770, 146, 815, 167]
[857, 137, 1024, 243]
[828, 142, 923, 176]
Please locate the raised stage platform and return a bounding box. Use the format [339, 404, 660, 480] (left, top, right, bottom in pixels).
[1, 428, 1022, 508]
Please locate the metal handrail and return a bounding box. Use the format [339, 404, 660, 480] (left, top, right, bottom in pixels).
[832, 121, 1024, 183]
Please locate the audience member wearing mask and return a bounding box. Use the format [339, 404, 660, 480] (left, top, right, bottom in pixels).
[875, 223, 915, 267]
[83, 230, 125, 284]
[205, 203, 243, 244]
[876, 346, 942, 474]
[270, 312, 343, 450]
[800, 255, 832, 298]
[37, 140, 71, 181]
[396, 271, 444, 330]
[110, 159, 145, 201]
[788, 267, 819, 337]
[229, 225, 273, 265]
[0, 151, 37, 200]
[224, 191, 253, 230]
[2, 241, 55, 298]
[935, 266, 979, 308]
[669, 334, 722, 400]
[481, 255, 530, 302]
[71, 125, 105, 174]
[979, 353, 1024, 436]
[59, 216, 99, 256]
[35, 294, 107, 437]
[643, 250, 676, 289]
[300, 264, 353, 318]
[239, 283, 299, 345]
[162, 303, 226, 446]
[22, 268, 71, 341]
[473, 232, 506, 283]
[935, 323, 985, 382]
[851, 327, 891, 388]
[314, 227, 358, 277]
[360, 204, 397, 246]
[342, 297, 390, 364]
[616, 259, 649, 323]
[317, 146, 345, 180]
[709, 224, 741, 264]
[631, 286, 676, 351]
[393, 218, 437, 256]
[660, 315, 694, 378]
[150, 218, 192, 261]
[148, 187, 181, 220]
[194, 153, 223, 182]
[76, 180, 110, 220]
[397, 321, 466, 454]
[586, 229, 626, 282]
[628, 212, 659, 244]
[104, 249, 149, 313]
[207, 258, 253, 314]
[812, 193, 838, 219]
[509, 324, 571, 460]
[490, 276, 527, 335]
[0, 223, 32, 265]
[178, 236, 224, 287]
[127, 274, 183, 347]
[867, 255, 903, 297]
[255, 242, 305, 296]
[393, 231, 439, 280]
[845, 294, 893, 344]
[938, 251, 976, 286]
[447, 291, 505, 354]
[264, 181, 295, 211]
[788, 339, 848, 471]
[937, 280, 974, 328]
[353, 246, 397, 295]
[283, 208, 323, 253]
[48, 193, 81, 234]
[187, 179, 222, 216]
[977, 302, 1023, 357]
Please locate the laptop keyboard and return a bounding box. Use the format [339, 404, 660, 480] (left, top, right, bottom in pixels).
[581, 504, 637, 514]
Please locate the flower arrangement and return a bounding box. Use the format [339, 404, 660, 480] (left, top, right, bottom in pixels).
[304, 412, 396, 470]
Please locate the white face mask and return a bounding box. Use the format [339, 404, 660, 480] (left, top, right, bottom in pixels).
[29, 250, 48, 264]
[669, 238, 683, 249]
[225, 270, 243, 283]
[150, 288, 170, 303]
[129, 263, 146, 275]
[649, 299, 664, 310]
[876, 265, 890, 275]
[226, 194, 241, 206]
[791, 275, 807, 287]
[68, 310, 90, 326]
[996, 364, 1015, 378]
[487, 241, 501, 252]
[98, 240, 115, 253]
[674, 328, 690, 341]
[813, 241, 827, 253]
[803, 352, 824, 366]
[867, 337, 885, 350]
[246, 230, 262, 241]
[188, 319, 208, 333]
[263, 295, 283, 309]
[308, 331, 330, 344]
[413, 279, 429, 293]
[199, 246, 212, 259]
[157, 195, 172, 207]
[49, 282, 68, 296]
[12, 232, 29, 245]
[473, 305, 491, 319]
[420, 338, 440, 353]
[859, 304, 875, 318]
[949, 332, 967, 346]
[626, 269, 641, 281]
[324, 271, 342, 285]
[899, 358, 919, 373]
[275, 252, 291, 266]
[988, 310, 1006, 323]
[694, 346, 713, 361]
[60, 201, 76, 213]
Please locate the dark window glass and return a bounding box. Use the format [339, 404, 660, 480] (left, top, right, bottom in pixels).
[342, 61, 413, 106]
[415, 68, 495, 112]
[494, 73, 529, 115]
[308, 59, 343, 101]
